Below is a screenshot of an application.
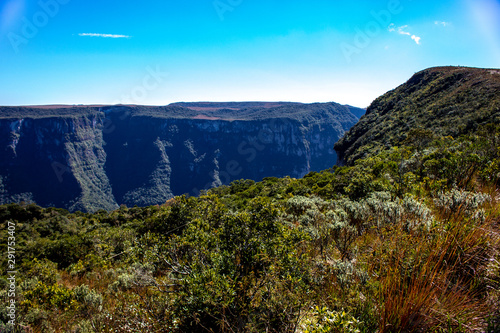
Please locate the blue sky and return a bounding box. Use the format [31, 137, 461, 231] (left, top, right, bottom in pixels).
[0, 0, 499, 108]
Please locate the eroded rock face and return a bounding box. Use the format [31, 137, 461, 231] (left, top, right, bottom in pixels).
[0, 114, 117, 212]
[0, 102, 362, 212]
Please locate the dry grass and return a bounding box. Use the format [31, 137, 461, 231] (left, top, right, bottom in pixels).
[361, 199, 500, 333]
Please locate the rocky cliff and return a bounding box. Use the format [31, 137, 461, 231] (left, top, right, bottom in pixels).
[0, 102, 362, 212]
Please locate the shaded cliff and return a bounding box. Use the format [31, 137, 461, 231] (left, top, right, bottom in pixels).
[334, 66, 500, 165]
[0, 102, 362, 211]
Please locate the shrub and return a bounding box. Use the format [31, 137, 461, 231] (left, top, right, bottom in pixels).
[301, 306, 361, 333]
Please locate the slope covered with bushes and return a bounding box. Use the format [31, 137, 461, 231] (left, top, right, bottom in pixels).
[335, 66, 500, 165]
[1, 67, 499, 332]
[1, 123, 499, 332]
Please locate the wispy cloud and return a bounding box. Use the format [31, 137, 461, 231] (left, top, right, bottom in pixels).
[434, 21, 451, 27]
[393, 24, 411, 35]
[78, 33, 131, 38]
[388, 24, 421, 45]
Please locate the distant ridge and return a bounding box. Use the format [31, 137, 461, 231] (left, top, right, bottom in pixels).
[170, 101, 302, 111]
[1, 102, 366, 122]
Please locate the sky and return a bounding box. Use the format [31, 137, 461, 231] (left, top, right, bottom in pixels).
[0, 0, 499, 108]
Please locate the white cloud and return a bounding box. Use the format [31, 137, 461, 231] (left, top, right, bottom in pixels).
[78, 33, 131, 38]
[388, 24, 421, 45]
[397, 25, 411, 36]
[434, 21, 451, 27]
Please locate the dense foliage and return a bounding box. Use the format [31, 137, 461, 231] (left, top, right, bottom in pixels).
[1, 122, 499, 332]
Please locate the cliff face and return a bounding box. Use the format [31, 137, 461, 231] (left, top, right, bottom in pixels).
[0, 113, 117, 212]
[334, 66, 500, 165]
[0, 102, 361, 212]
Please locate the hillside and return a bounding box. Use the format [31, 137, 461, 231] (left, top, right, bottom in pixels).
[0, 102, 362, 212]
[335, 66, 500, 165]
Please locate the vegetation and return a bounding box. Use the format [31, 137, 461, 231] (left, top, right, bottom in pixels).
[1, 121, 499, 332]
[0, 66, 498, 332]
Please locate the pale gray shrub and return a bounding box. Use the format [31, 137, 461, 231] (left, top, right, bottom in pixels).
[434, 188, 491, 215]
[74, 284, 103, 314]
[402, 194, 434, 229]
[331, 192, 434, 231]
[330, 259, 369, 288]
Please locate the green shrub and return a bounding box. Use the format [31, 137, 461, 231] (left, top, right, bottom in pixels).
[302, 307, 361, 333]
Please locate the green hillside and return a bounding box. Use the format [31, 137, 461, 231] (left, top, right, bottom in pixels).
[335, 66, 500, 165]
[1, 68, 499, 332]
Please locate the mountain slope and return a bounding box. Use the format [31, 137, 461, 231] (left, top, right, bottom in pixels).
[334, 66, 500, 165]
